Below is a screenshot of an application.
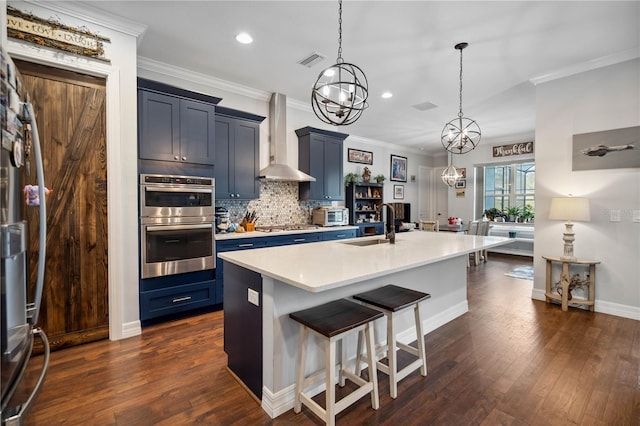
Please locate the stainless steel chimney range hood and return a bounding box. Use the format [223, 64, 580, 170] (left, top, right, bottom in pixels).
[258, 93, 316, 182]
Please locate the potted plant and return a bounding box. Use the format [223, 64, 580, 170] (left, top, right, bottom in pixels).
[483, 208, 502, 221]
[520, 204, 534, 223]
[344, 172, 360, 185]
[506, 206, 521, 222]
[374, 174, 386, 184]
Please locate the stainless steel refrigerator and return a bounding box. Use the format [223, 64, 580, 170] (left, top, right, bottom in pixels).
[1, 45, 50, 425]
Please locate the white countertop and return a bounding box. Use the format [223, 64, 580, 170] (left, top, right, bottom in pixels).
[215, 225, 358, 240]
[218, 231, 510, 292]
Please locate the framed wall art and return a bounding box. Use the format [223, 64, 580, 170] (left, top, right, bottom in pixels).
[347, 148, 373, 165]
[455, 179, 466, 189]
[572, 126, 639, 171]
[393, 185, 404, 199]
[390, 154, 407, 182]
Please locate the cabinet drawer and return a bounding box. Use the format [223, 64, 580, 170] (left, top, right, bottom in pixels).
[322, 229, 357, 241]
[217, 238, 269, 252]
[269, 233, 322, 246]
[140, 280, 217, 321]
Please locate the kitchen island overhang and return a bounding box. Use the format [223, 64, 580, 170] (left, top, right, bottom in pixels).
[219, 232, 511, 418]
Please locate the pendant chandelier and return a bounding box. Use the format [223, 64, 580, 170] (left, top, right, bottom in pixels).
[441, 42, 481, 154]
[311, 0, 368, 126]
[441, 151, 463, 187]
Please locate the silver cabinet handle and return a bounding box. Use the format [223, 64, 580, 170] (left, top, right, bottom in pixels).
[238, 243, 254, 248]
[174, 156, 179, 160]
[182, 156, 187, 161]
[173, 296, 192, 303]
[236, 193, 240, 197]
[294, 238, 306, 242]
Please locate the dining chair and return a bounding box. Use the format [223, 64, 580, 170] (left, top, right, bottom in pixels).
[466, 221, 479, 267]
[419, 220, 439, 232]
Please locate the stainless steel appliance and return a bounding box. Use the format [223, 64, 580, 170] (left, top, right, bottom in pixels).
[139, 174, 215, 279]
[312, 207, 349, 227]
[1, 47, 50, 425]
[215, 207, 230, 233]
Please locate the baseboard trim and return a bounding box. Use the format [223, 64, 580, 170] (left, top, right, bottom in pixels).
[531, 288, 639, 320]
[260, 300, 469, 419]
[119, 320, 141, 340]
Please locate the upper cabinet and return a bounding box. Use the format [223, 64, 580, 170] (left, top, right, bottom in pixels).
[138, 78, 221, 166]
[215, 107, 266, 200]
[296, 126, 348, 201]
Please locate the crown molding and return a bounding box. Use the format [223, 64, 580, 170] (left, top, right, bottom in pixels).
[530, 48, 639, 85]
[15, 0, 147, 40]
[137, 56, 272, 102]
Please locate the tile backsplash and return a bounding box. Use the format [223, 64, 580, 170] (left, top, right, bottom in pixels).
[216, 181, 330, 226]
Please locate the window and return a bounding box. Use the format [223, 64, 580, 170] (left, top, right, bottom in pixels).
[483, 161, 535, 212]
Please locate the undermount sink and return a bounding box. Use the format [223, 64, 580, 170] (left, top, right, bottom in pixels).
[341, 238, 390, 247]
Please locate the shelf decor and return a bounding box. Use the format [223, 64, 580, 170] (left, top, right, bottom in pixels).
[390, 154, 407, 182]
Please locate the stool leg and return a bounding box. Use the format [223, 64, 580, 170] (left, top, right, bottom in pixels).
[364, 322, 380, 410]
[294, 326, 308, 414]
[387, 312, 398, 399]
[355, 330, 364, 377]
[414, 303, 427, 376]
[338, 338, 346, 387]
[325, 338, 336, 426]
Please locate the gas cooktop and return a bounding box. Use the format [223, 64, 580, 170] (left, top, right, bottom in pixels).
[254, 224, 319, 233]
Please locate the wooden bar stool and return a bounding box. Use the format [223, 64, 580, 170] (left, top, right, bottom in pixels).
[289, 299, 383, 426]
[353, 285, 431, 399]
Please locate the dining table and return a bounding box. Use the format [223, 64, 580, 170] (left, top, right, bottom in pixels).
[440, 224, 469, 233]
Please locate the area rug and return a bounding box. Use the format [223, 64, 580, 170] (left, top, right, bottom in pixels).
[505, 265, 534, 280]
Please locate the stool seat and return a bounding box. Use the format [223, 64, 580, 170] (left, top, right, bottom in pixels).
[353, 285, 431, 312]
[290, 299, 382, 426]
[353, 285, 430, 399]
[290, 299, 383, 338]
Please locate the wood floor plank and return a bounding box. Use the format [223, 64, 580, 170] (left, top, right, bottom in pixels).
[20, 254, 640, 425]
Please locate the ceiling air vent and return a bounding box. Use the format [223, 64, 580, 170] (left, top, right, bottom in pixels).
[412, 101, 438, 112]
[297, 52, 325, 68]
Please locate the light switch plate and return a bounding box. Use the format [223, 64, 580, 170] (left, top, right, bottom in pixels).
[248, 288, 259, 306]
[633, 210, 640, 223]
[610, 209, 621, 222]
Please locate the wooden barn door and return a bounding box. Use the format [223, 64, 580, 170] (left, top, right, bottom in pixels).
[16, 60, 109, 351]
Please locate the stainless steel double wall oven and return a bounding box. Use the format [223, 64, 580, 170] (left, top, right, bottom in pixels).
[139, 174, 215, 279]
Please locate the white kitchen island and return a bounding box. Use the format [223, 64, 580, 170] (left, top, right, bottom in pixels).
[219, 231, 510, 418]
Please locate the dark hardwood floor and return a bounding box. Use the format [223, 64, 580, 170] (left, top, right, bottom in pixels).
[22, 254, 639, 425]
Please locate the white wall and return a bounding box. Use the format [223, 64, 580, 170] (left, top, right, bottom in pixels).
[533, 59, 640, 319]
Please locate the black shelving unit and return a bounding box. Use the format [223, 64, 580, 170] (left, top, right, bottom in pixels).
[346, 182, 385, 236]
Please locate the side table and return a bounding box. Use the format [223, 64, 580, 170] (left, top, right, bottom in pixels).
[542, 256, 600, 312]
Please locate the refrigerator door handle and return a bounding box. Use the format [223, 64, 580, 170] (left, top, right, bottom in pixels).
[25, 103, 47, 325]
[3, 328, 50, 426]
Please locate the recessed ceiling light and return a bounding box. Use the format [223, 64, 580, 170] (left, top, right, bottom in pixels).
[381, 92, 393, 99]
[236, 32, 253, 44]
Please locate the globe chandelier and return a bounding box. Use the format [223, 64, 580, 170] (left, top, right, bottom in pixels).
[441, 42, 481, 154]
[441, 151, 463, 187]
[311, 0, 369, 126]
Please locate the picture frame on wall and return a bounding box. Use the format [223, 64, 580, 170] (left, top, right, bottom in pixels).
[459, 168, 466, 179]
[393, 185, 404, 199]
[347, 148, 373, 165]
[455, 179, 466, 189]
[390, 154, 407, 182]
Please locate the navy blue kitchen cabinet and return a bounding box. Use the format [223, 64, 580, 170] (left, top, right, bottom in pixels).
[139, 270, 217, 323]
[296, 126, 348, 201]
[216, 237, 269, 305]
[215, 107, 265, 200]
[138, 78, 219, 166]
[322, 228, 357, 240]
[355, 222, 385, 237]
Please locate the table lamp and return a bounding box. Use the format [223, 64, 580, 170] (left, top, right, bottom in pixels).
[548, 196, 591, 261]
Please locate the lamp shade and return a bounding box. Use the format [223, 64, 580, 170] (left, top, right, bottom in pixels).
[549, 197, 591, 222]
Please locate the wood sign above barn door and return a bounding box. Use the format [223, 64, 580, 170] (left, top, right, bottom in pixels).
[15, 59, 109, 352]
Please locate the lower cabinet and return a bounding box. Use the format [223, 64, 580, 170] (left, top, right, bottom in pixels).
[355, 222, 384, 237]
[322, 229, 357, 240]
[139, 270, 217, 322]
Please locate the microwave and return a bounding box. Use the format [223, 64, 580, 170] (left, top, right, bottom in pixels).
[312, 207, 349, 227]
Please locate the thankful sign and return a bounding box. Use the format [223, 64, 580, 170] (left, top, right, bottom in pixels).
[493, 141, 534, 158]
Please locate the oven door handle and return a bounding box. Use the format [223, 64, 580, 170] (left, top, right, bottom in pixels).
[145, 187, 212, 194]
[146, 223, 213, 232]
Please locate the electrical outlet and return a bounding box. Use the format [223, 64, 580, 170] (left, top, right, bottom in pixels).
[248, 288, 259, 306]
[610, 209, 621, 222]
[633, 210, 640, 223]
